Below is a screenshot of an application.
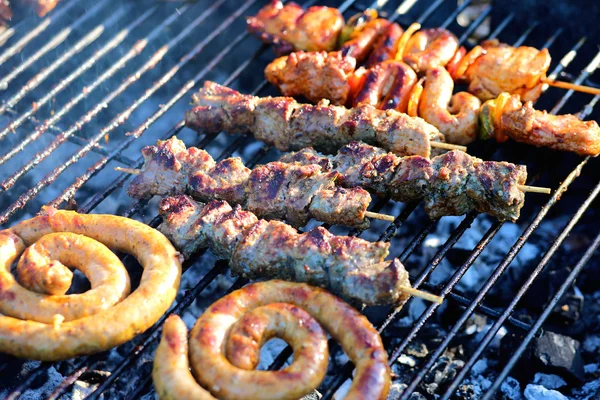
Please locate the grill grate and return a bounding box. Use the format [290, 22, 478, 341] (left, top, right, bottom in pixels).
[0, 0, 599, 399]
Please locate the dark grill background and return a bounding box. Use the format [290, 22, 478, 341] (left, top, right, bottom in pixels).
[0, 0, 599, 399]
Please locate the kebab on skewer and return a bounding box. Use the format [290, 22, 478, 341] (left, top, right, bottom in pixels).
[157, 194, 443, 306]
[184, 80, 466, 159]
[264, 50, 600, 154]
[249, 2, 600, 100]
[124, 137, 396, 229]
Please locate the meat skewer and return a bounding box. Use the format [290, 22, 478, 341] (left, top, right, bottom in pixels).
[266, 50, 600, 154]
[157, 194, 444, 306]
[185, 81, 466, 159]
[279, 141, 533, 222]
[122, 137, 395, 229]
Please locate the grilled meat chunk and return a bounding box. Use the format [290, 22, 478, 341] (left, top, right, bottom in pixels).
[265, 51, 356, 105]
[482, 93, 600, 156]
[158, 195, 411, 306]
[281, 141, 528, 222]
[463, 40, 551, 102]
[247, 0, 344, 55]
[187, 81, 446, 158]
[128, 137, 372, 229]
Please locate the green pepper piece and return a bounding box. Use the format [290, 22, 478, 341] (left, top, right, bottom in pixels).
[479, 99, 497, 140]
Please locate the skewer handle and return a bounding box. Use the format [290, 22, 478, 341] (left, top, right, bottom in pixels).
[365, 211, 396, 222]
[399, 286, 444, 304]
[541, 78, 600, 96]
[518, 185, 551, 194]
[115, 167, 141, 175]
[430, 142, 468, 152]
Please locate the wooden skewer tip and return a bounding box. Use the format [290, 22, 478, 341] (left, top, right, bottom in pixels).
[430, 142, 468, 152]
[518, 185, 551, 194]
[399, 286, 444, 304]
[541, 77, 600, 96]
[114, 167, 141, 175]
[365, 211, 396, 222]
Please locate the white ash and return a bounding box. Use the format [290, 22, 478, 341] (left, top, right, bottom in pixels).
[524, 384, 569, 400]
[533, 373, 567, 390]
[501, 377, 523, 400]
[584, 364, 598, 374]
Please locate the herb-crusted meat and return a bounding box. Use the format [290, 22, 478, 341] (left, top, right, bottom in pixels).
[186, 81, 446, 158]
[128, 137, 371, 229]
[281, 141, 528, 222]
[158, 195, 411, 306]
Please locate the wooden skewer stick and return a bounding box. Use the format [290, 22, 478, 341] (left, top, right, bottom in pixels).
[115, 167, 141, 175]
[541, 77, 600, 96]
[365, 211, 396, 222]
[517, 184, 551, 194]
[430, 142, 468, 152]
[399, 286, 444, 304]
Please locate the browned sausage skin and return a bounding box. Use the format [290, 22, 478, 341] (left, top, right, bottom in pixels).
[0, 207, 182, 361]
[153, 280, 391, 400]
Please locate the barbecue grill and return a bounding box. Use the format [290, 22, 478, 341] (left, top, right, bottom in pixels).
[0, 0, 599, 399]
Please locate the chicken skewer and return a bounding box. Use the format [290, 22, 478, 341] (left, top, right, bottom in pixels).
[185, 81, 466, 159]
[266, 51, 600, 155]
[249, 3, 600, 99]
[122, 137, 394, 229]
[158, 194, 443, 305]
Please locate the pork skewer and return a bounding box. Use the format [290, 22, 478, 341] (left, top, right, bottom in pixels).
[280, 141, 531, 222]
[120, 138, 544, 222]
[123, 137, 394, 229]
[184, 81, 466, 159]
[158, 194, 443, 305]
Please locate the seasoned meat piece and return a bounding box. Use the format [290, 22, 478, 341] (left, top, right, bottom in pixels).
[127, 137, 214, 199]
[471, 160, 527, 222]
[244, 162, 288, 222]
[425, 150, 475, 219]
[189, 157, 249, 205]
[495, 94, 600, 156]
[157, 194, 207, 258]
[389, 156, 433, 202]
[187, 81, 446, 158]
[278, 142, 528, 221]
[366, 22, 403, 68]
[247, 0, 344, 55]
[265, 51, 356, 105]
[419, 67, 481, 145]
[310, 187, 371, 229]
[403, 28, 459, 73]
[285, 168, 339, 227]
[280, 147, 333, 171]
[464, 40, 551, 102]
[340, 18, 390, 64]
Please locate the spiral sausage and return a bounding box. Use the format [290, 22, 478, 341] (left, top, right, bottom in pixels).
[153, 280, 390, 400]
[402, 28, 459, 73]
[0, 207, 182, 361]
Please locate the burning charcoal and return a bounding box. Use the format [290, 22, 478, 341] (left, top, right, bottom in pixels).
[500, 330, 585, 384]
[533, 331, 586, 384]
[455, 384, 478, 400]
[533, 373, 567, 390]
[500, 377, 522, 400]
[551, 289, 584, 325]
[524, 384, 569, 400]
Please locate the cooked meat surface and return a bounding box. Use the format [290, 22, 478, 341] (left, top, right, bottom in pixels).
[128, 137, 371, 229]
[186, 81, 446, 158]
[463, 40, 551, 102]
[492, 94, 600, 156]
[264, 51, 356, 105]
[402, 28, 459, 74]
[340, 18, 391, 64]
[158, 195, 412, 306]
[247, 0, 344, 55]
[281, 141, 528, 222]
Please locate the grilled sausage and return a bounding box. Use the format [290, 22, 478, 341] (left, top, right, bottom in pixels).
[153, 280, 390, 400]
[0, 207, 182, 361]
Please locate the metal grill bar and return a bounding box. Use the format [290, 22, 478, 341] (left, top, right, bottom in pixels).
[0, 0, 110, 89]
[0, 0, 83, 66]
[0, 7, 156, 133]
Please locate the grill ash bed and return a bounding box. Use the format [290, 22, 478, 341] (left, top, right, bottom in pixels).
[0, 0, 599, 399]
